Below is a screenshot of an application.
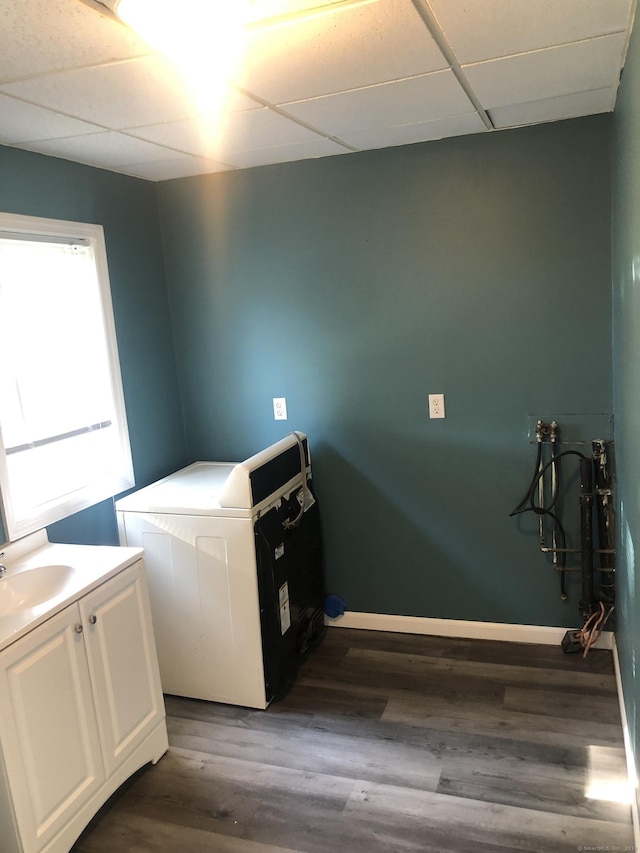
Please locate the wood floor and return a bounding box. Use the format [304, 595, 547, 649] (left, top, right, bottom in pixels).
[73, 628, 634, 853]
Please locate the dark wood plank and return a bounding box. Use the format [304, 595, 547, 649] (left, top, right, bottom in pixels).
[166, 716, 444, 791]
[436, 749, 631, 823]
[504, 684, 625, 724]
[76, 810, 301, 853]
[72, 627, 634, 853]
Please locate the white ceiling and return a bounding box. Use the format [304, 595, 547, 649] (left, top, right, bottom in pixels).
[0, 0, 635, 182]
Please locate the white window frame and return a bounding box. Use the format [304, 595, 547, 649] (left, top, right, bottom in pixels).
[0, 212, 135, 542]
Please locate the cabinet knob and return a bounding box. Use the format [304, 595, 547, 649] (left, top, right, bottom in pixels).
[75, 623, 84, 634]
[89, 615, 97, 625]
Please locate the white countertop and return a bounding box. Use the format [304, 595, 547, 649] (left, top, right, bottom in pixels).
[0, 530, 143, 652]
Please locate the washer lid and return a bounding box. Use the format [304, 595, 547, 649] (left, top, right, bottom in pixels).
[114, 462, 239, 515]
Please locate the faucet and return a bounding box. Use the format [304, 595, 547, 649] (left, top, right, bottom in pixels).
[0, 552, 6, 577]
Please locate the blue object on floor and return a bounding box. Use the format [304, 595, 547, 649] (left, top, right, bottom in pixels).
[324, 593, 346, 618]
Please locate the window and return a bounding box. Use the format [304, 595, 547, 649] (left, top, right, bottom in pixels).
[0, 213, 134, 542]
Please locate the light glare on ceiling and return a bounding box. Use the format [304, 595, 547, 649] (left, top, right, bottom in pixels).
[110, 1, 248, 124]
[91, 0, 376, 132]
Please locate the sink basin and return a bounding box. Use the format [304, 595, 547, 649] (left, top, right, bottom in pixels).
[0, 565, 76, 617]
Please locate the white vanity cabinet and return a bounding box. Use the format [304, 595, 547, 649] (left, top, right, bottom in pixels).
[0, 601, 104, 853]
[79, 562, 167, 779]
[0, 559, 168, 853]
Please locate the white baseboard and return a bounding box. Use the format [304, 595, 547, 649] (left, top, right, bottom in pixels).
[612, 637, 640, 849]
[324, 610, 614, 650]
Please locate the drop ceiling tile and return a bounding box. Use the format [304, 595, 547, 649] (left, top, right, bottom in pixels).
[0, 94, 104, 143]
[128, 119, 224, 158]
[246, 0, 359, 25]
[489, 88, 616, 129]
[0, 0, 149, 82]
[125, 119, 216, 157]
[280, 71, 475, 137]
[128, 108, 327, 159]
[338, 112, 487, 150]
[0, 56, 260, 130]
[118, 157, 234, 181]
[429, 0, 634, 64]
[214, 108, 331, 154]
[126, 118, 219, 157]
[463, 33, 627, 109]
[20, 131, 186, 170]
[222, 136, 350, 169]
[232, 0, 447, 104]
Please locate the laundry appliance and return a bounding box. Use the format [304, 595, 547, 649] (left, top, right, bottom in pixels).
[115, 433, 325, 709]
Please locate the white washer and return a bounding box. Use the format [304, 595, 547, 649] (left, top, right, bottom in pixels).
[115, 433, 324, 710]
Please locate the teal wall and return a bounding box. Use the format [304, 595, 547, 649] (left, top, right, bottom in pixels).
[0, 145, 188, 545]
[0, 114, 615, 630]
[157, 116, 612, 627]
[613, 11, 640, 815]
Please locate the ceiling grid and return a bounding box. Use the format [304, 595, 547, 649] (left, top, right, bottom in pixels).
[0, 0, 634, 180]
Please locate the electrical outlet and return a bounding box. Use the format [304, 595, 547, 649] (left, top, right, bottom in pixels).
[273, 397, 288, 420]
[429, 393, 445, 419]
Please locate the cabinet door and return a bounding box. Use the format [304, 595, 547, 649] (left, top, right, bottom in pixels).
[0, 604, 104, 853]
[80, 560, 165, 777]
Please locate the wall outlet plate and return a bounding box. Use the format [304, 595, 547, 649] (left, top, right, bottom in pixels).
[273, 397, 288, 420]
[429, 393, 445, 419]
